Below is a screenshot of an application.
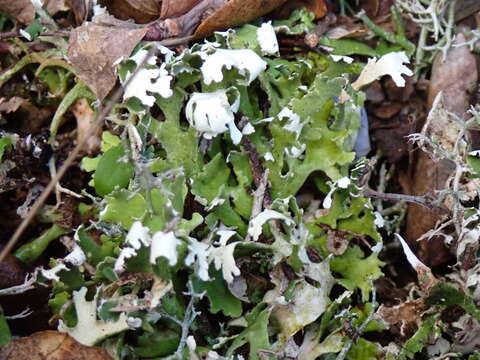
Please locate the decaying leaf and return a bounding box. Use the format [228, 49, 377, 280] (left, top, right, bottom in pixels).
[427, 34, 478, 115]
[0, 97, 26, 114]
[396, 234, 437, 291]
[67, 0, 89, 25]
[44, 0, 71, 16]
[420, 92, 461, 155]
[269, 261, 334, 343]
[0, 254, 26, 289]
[0, 330, 112, 360]
[71, 98, 100, 153]
[0, 0, 35, 24]
[194, 0, 288, 38]
[103, 0, 161, 23]
[377, 299, 425, 337]
[405, 35, 477, 266]
[160, 0, 202, 18]
[67, 18, 148, 100]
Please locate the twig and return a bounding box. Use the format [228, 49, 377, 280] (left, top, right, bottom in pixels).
[251, 170, 269, 219]
[172, 283, 203, 358]
[356, 8, 415, 55]
[5, 308, 32, 319]
[0, 30, 70, 40]
[238, 116, 272, 207]
[151, 35, 194, 47]
[316, 223, 367, 241]
[0, 272, 37, 296]
[362, 188, 448, 212]
[336, 286, 377, 360]
[0, 31, 19, 40]
[0, 47, 157, 264]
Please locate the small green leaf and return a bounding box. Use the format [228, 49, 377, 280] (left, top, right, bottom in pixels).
[0, 305, 11, 348]
[399, 316, 436, 359]
[347, 338, 380, 360]
[76, 227, 116, 266]
[193, 268, 242, 317]
[0, 136, 15, 162]
[330, 246, 384, 302]
[14, 224, 68, 263]
[273, 8, 316, 35]
[100, 131, 121, 152]
[24, 20, 43, 40]
[227, 303, 273, 360]
[49, 81, 96, 143]
[467, 155, 480, 178]
[100, 190, 147, 229]
[191, 153, 230, 203]
[133, 329, 180, 358]
[318, 37, 378, 57]
[426, 282, 480, 322]
[94, 145, 134, 196]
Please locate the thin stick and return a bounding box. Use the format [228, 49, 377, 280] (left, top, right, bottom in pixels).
[0, 47, 156, 264]
[362, 188, 448, 212]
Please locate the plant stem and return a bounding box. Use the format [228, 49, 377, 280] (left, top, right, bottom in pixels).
[14, 224, 68, 263]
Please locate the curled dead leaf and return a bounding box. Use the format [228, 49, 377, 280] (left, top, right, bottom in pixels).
[0, 331, 112, 360]
[194, 0, 288, 38]
[0, 0, 35, 24]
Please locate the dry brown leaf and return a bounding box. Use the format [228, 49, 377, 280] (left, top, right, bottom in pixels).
[377, 299, 425, 337]
[160, 0, 202, 19]
[67, 0, 89, 25]
[0, 0, 35, 24]
[326, 16, 370, 39]
[362, 0, 379, 18]
[0, 254, 26, 289]
[71, 98, 100, 154]
[0, 97, 26, 113]
[428, 34, 478, 115]
[104, 0, 161, 23]
[44, 0, 71, 16]
[194, 0, 288, 38]
[67, 20, 148, 100]
[0, 331, 112, 360]
[371, 101, 402, 119]
[143, 0, 226, 40]
[405, 34, 478, 267]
